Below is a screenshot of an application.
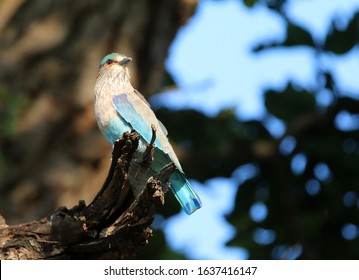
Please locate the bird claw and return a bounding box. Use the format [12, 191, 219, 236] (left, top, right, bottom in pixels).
[142, 124, 157, 165]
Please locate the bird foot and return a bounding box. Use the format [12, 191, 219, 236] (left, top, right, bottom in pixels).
[142, 124, 157, 165]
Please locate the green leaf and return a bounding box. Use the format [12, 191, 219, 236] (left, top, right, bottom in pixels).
[264, 83, 316, 122]
[324, 12, 359, 54]
[0, 88, 25, 137]
[253, 21, 314, 52]
[243, 0, 259, 8]
[285, 22, 314, 47]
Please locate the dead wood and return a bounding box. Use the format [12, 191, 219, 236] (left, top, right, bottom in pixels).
[0, 131, 174, 260]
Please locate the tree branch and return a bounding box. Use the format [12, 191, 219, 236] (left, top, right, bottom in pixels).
[0, 131, 173, 260]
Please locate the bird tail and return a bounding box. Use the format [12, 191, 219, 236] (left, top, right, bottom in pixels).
[169, 170, 202, 215]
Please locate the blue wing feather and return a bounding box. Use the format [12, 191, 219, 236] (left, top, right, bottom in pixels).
[112, 93, 201, 215]
[112, 94, 162, 149]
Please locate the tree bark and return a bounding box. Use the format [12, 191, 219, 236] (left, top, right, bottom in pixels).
[0, 131, 175, 259]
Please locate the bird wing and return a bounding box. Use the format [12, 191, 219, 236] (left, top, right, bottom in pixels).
[112, 93, 165, 150]
[133, 89, 150, 107]
[157, 120, 168, 136]
[133, 90, 168, 136]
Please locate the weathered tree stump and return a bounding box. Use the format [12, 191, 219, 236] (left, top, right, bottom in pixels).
[0, 131, 173, 260]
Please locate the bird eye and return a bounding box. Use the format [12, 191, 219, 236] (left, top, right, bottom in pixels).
[106, 59, 114, 65]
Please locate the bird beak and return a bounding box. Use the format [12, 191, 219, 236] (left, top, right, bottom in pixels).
[119, 57, 132, 66]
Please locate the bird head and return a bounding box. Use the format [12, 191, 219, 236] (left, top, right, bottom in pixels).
[98, 53, 132, 78]
[99, 53, 132, 68]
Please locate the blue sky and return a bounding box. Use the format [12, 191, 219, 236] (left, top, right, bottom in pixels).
[150, 0, 359, 259]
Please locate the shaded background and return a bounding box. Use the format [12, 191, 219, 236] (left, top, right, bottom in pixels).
[1, 0, 359, 259]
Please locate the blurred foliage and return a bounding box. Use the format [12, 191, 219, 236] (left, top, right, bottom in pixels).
[324, 11, 359, 54]
[227, 0, 359, 259]
[145, 0, 359, 259]
[242, 0, 258, 8]
[253, 21, 315, 52]
[0, 88, 26, 186]
[0, 88, 25, 138]
[264, 83, 316, 122]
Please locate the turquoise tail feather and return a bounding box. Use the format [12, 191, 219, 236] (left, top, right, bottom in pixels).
[170, 170, 202, 215]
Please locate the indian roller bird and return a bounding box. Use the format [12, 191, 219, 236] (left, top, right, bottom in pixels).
[93, 53, 202, 215]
